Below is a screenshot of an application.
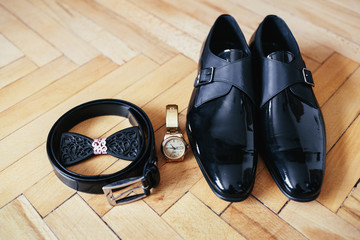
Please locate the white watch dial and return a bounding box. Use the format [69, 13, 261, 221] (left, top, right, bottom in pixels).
[163, 138, 186, 159]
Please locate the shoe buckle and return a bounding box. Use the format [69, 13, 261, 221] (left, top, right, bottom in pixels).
[302, 68, 315, 87]
[102, 176, 149, 206]
[194, 67, 214, 87]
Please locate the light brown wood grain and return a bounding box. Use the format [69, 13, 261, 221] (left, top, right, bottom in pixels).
[144, 156, 203, 215]
[162, 192, 245, 239]
[29, 0, 138, 65]
[251, 167, 289, 213]
[268, 0, 360, 44]
[302, 55, 321, 72]
[0, 56, 117, 140]
[0, 195, 57, 239]
[314, 53, 359, 106]
[0, 57, 37, 89]
[96, 0, 202, 61]
[0, 5, 61, 66]
[337, 188, 360, 229]
[45, 194, 119, 239]
[129, 0, 209, 41]
[279, 200, 360, 240]
[222, 196, 305, 239]
[103, 200, 182, 240]
[111, 55, 195, 105]
[318, 115, 360, 212]
[24, 172, 75, 217]
[190, 177, 231, 214]
[62, 0, 177, 64]
[0, 0, 99, 65]
[0, 34, 23, 68]
[0, 144, 53, 208]
[0, 57, 77, 112]
[322, 67, 360, 152]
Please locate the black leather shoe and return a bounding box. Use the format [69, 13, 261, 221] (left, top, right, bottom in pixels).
[186, 14, 256, 201]
[250, 15, 326, 202]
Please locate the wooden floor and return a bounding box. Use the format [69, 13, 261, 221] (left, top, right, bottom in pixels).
[0, 0, 359, 239]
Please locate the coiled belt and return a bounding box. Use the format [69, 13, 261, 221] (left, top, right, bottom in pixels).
[46, 99, 160, 205]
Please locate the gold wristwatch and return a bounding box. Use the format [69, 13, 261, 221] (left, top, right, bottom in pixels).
[161, 105, 188, 162]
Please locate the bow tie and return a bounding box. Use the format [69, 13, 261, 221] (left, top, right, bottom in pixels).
[60, 126, 141, 166]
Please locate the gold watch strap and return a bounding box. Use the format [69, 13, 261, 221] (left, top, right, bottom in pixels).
[166, 104, 179, 132]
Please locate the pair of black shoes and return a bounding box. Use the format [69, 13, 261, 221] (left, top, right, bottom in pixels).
[186, 14, 326, 202]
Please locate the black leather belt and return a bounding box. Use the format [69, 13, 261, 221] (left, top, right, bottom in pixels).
[46, 99, 160, 205]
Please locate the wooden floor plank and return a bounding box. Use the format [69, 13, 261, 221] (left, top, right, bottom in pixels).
[0, 56, 77, 113]
[279, 200, 360, 239]
[103, 200, 182, 240]
[0, 5, 61, 66]
[144, 156, 203, 215]
[112, 55, 195, 106]
[129, 0, 209, 42]
[96, 0, 202, 61]
[268, 0, 360, 43]
[318, 115, 360, 212]
[314, 53, 359, 107]
[0, 0, 99, 65]
[29, 0, 138, 65]
[222, 197, 305, 240]
[0, 57, 37, 89]
[45, 194, 119, 240]
[0, 144, 53, 208]
[0, 33, 23, 68]
[24, 172, 75, 217]
[0, 56, 117, 140]
[251, 168, 289, 213]
[337, 187, 360, 229]
[190, 177, 231, 214]
[61, 0, 177, 65]
[162, 192, 245, 239]
[0, 195, 57, 239]
[322, 67, 360, 152]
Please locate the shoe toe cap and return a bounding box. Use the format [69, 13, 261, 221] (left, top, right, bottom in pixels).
[269, 150, 324, 201]
[194, 145, 256, 201]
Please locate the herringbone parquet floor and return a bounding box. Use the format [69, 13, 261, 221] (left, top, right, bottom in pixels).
[0, 0, 359, 239]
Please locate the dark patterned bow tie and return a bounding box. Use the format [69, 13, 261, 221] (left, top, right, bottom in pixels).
[60, 126, 141, 166]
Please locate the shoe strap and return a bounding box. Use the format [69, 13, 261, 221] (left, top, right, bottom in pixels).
[194, 57, 254, 103]
[260, 57, 314, 107]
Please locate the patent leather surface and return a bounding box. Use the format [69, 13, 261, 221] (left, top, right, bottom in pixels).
[187, 14, 256, 201]
[250, 15, 326, 201]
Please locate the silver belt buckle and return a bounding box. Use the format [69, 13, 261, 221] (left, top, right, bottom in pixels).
[102, 176, 148, 206]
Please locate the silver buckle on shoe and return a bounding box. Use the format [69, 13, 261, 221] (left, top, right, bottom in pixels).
[103, 176, 148, 206]
[302, 68, 315, 86]
[194, 67, 214, 87]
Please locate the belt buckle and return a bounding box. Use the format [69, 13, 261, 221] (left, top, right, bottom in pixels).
[103, 176, 149, 206]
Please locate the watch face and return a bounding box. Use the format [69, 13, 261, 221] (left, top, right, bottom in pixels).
[163, 137, 186, 159]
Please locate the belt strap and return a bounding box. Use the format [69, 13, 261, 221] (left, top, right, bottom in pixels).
[47, 99, 160, 205]
[194, 58, 254, 102]
[260, 57, 314, 107]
